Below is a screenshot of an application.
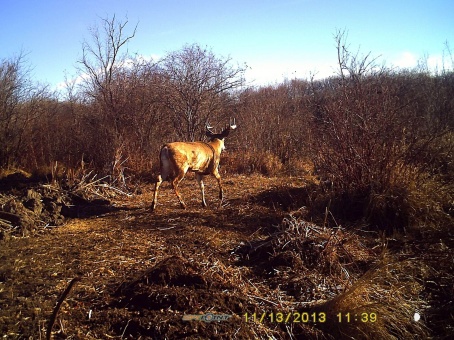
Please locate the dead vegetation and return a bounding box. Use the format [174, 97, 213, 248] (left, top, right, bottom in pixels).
[0, 167, 132, 239]
[0, 173, 451, 339]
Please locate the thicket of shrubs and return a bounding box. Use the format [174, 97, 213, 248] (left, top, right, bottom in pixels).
[1, 20, 453, 231]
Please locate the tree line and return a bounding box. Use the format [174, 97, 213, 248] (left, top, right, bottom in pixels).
[1, 19, 453, 229]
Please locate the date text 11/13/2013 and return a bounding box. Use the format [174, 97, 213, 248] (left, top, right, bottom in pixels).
[243, 312, 378, 324]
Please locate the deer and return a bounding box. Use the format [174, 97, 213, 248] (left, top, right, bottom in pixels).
[150, 119, 237, 211]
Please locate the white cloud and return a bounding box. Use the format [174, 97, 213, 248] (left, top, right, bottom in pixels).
[245, 59, 335, 86]
[124, 53, 161, 68]
[425, 54, 449, 72]
[54, 53, 161, 94]
[393, 51, 418, 69]
[391, 52, 453, 73]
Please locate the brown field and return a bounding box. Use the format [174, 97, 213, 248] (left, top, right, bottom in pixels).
[0, 174, 452, 339]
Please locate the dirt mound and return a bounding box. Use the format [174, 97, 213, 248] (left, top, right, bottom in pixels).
[108, 256, 256, 339]
[0, 187, 66, 237]
[115, 256, 209, 295]
[0, 173, 117, 238]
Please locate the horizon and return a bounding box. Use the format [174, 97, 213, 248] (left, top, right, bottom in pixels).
[1, 0, 453, 92]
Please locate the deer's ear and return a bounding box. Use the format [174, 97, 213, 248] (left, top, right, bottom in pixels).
[229, 117, 237, 130]
[219, 126, 230, 138]
[220, 119, 237, 138]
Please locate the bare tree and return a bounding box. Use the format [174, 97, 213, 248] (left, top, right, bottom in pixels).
[77, 15, 138, 139]
[0, 52, 48, 166]
[161, 44, 246, 141]
[334, 29, 384, 82]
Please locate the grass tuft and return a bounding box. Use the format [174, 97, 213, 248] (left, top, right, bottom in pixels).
[311, 256, 431, 339]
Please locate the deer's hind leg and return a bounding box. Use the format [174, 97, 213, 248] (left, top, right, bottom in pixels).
[172, 169, 187, 209]
[196, 173, 207, 207]
[213, 168, 223, 207]
[150, 175, 163, 211]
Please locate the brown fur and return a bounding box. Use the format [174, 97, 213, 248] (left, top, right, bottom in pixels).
[151, 127, 234, 211]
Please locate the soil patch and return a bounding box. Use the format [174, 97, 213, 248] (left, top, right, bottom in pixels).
[0, 174, 452, 338]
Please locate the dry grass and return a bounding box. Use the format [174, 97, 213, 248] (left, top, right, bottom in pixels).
[223, 150, 284, 176]
[0, 167, 32, 180]
[0, 174, 451, 339]
[312, 256, 431, 339]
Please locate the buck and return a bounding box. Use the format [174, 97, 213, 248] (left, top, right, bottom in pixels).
[151, 119, 237, 211]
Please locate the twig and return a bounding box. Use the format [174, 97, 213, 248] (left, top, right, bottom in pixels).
[46, 277, 81, 340]
[96, 183, 132, 196]
[121, 319, 132, 339]
[247, 294, 279, 306]
[77, 175, 110, 190]
[0, 218, 13, 228]
[158, 226, 177, 230]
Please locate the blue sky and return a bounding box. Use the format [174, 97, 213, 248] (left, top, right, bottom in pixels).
[1, 0, 453, 90]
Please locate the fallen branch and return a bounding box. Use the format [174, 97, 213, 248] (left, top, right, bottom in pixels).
[77, 174, 109, 191]
[46, 277, 81, 340]
[96, 183, 132, 197]
[0, 211, 21, 225]
[0, 218, 13, 228]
